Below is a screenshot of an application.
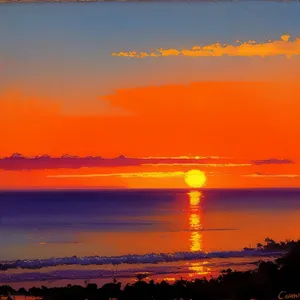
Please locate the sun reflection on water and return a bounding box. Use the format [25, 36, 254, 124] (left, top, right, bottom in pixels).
[189, 261, 211, 276]
[188, 191, 203, 252]
[189, 190, 202, 206]
[187, 191, 211, 276]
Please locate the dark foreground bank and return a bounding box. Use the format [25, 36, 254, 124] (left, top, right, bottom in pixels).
[1, 239, 300, 300]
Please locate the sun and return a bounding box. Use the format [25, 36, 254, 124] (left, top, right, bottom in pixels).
[185, 170, 207, 188]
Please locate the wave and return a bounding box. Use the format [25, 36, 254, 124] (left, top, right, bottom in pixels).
[0, 250, 283, 271]
[0, 261, 258, 283]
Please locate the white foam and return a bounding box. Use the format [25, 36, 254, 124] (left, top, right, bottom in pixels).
[0, 250, 283, 271]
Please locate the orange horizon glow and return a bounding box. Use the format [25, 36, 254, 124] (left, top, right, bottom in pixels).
[2, 80, 300, 189]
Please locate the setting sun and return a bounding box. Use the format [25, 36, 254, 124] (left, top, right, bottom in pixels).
[184, 170, 207, 188]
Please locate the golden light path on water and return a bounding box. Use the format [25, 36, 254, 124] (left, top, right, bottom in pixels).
[188, 191, 211, 276]
[189, 191, 203, 251]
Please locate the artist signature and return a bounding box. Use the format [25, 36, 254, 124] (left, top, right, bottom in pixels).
[278, 291, 300, 299]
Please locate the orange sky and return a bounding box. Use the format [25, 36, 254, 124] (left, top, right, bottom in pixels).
[2, 80, 300, 189]
[2, 2, 300, 189]
[2, 81, 300, 157]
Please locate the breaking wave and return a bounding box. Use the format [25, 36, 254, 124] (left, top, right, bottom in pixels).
[0, 250, 283, 271]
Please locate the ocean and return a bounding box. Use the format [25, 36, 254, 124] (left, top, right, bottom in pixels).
[0, 189, 300, 287]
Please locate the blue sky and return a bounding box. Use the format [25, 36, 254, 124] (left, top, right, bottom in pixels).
[1, 2, 300, 113]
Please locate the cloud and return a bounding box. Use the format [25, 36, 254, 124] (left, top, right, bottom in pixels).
[0, 153, 133, 170]
[48, 171, 226, 179]
[47, 171, 185, 179]
[242, 172, 300, 178]
[112, 35, 300, 59]
[0, 154, 295, 170]
[140, 156, 229, 159]
[0, 153, 251, 170]
[251, 158, 294, 165]
[142, 163, 251, 167]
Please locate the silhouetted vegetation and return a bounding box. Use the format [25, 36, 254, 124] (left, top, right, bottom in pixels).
[1, 239, 300, 300]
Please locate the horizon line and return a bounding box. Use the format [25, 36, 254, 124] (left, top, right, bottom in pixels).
[2, 187, 300, 192]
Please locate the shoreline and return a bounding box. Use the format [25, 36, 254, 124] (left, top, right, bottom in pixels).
[0, 249, 283, 271]
[0, 256, 261, 287]
[0, 239, 299, 299]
